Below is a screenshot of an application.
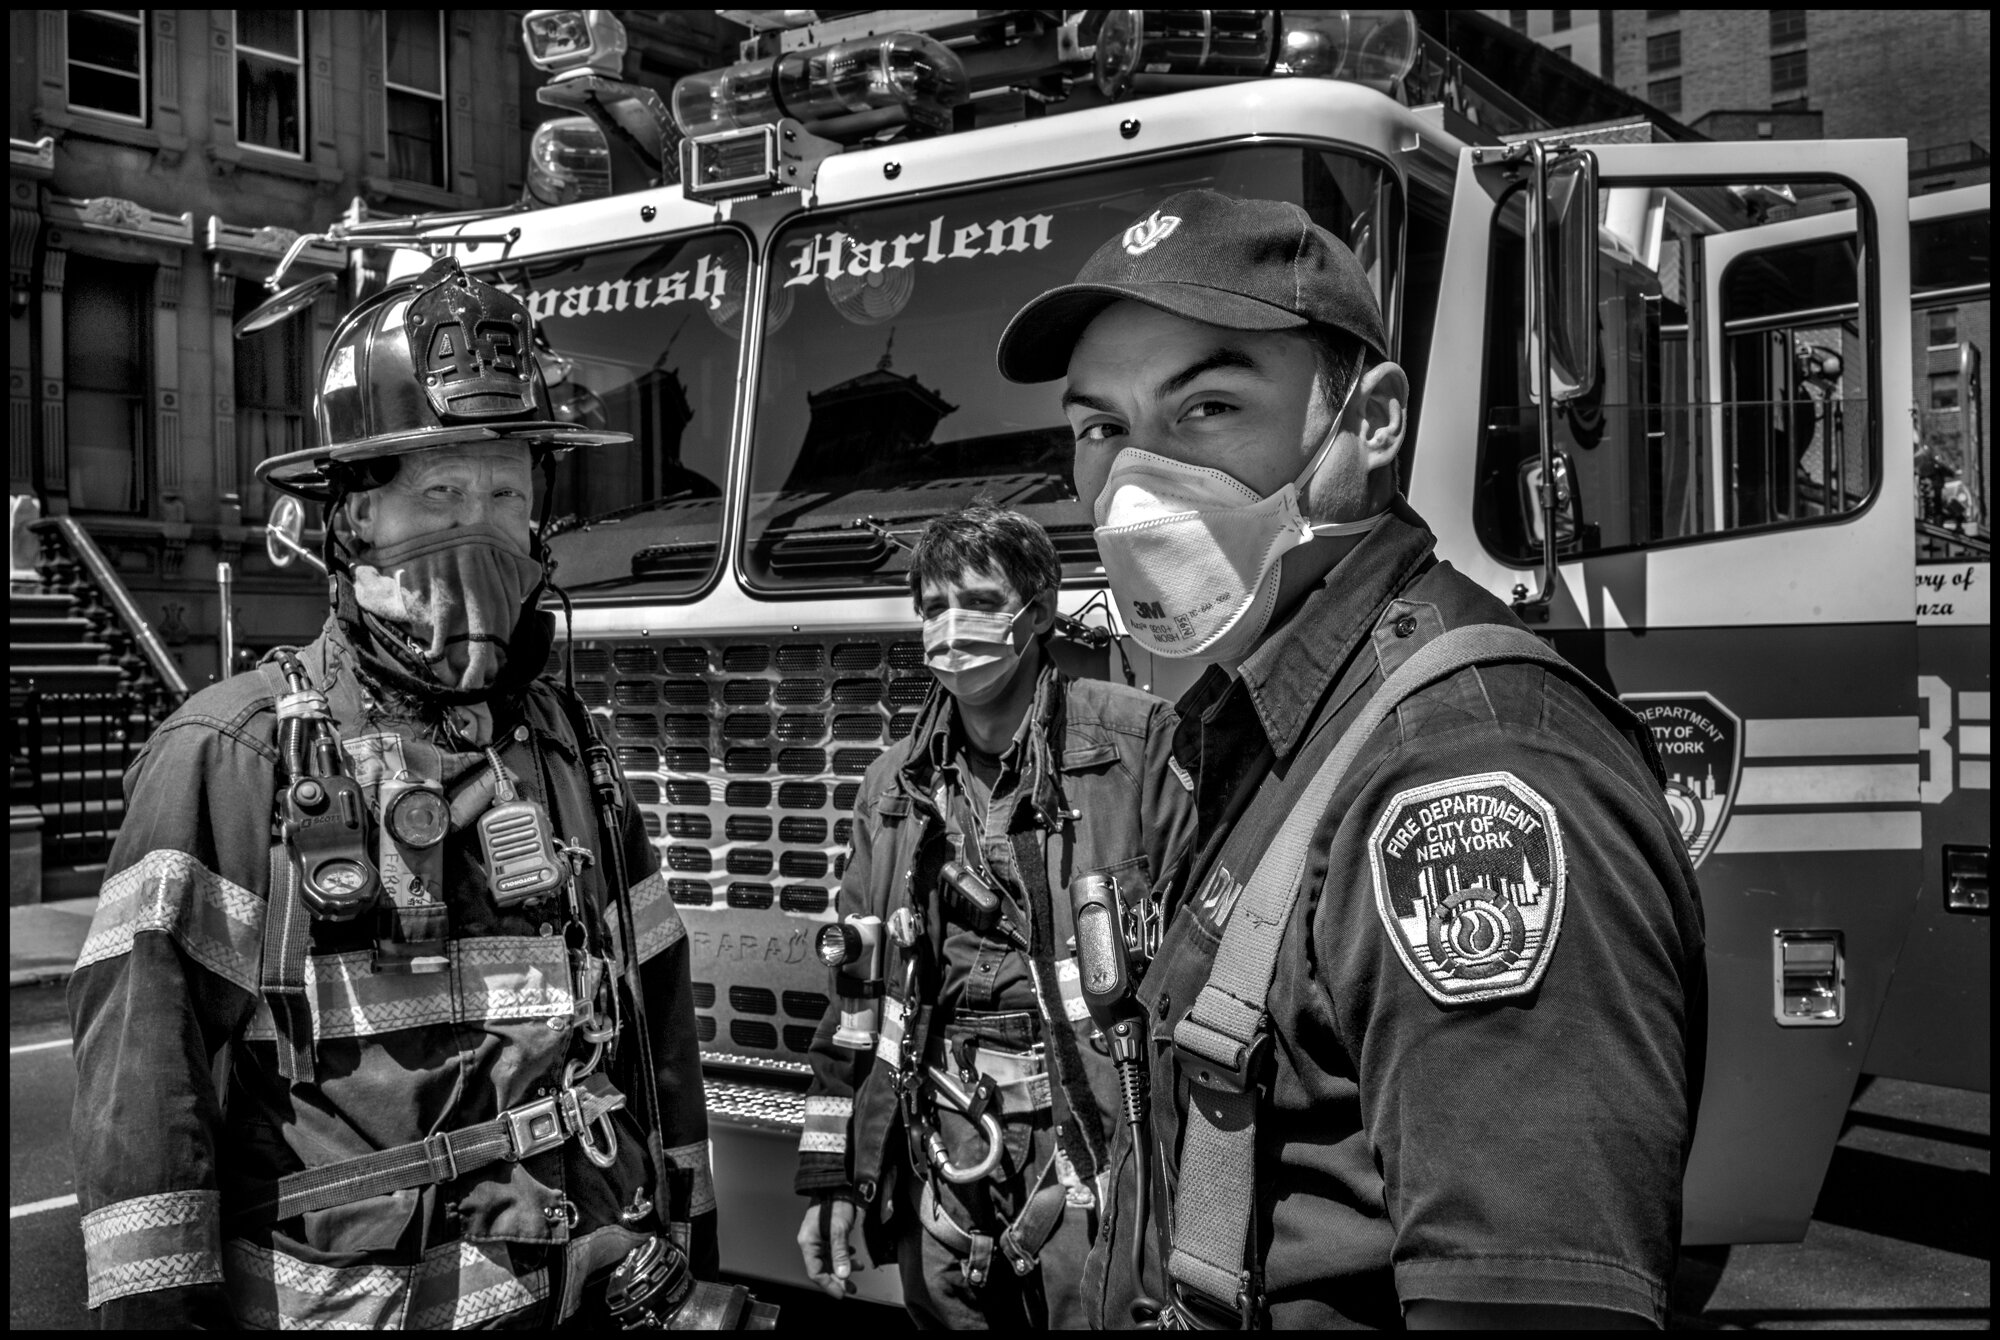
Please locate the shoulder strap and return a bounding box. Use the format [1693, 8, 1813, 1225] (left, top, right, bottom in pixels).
[252, 658, 315, 1084]
[1165, 623, 1572, 1318]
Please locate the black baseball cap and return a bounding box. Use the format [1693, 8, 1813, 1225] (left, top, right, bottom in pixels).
[996, 188, 1390, 384]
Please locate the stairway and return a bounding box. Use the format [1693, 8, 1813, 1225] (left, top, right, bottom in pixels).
[10, 584, 149, 900]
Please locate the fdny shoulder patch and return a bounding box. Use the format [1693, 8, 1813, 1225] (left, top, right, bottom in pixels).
[1368, 771, 1566, 1006]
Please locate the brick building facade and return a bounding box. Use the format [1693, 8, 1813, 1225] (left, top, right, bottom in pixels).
[1486, 10, 1990, 190]
[8, 9, 740, 685]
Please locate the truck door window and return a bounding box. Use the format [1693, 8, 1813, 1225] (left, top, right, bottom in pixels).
[744, 146, 1398, 592]
[488, 230, 749, 596]
[1911, 207, 1990, 558]
[1475, 178, 1878, 565]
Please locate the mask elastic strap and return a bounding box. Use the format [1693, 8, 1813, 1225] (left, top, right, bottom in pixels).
[1293, 356, 1371, 494]
[1296, 354, 1391, 540]
[1305, 510, 1390, 539]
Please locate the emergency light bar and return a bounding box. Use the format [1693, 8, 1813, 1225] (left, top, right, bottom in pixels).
[1096, 9, 1419, 97]
[669, 30, 969, 142]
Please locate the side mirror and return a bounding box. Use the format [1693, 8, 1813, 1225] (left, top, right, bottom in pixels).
[265, 494, 328, 573]
[234, 272, 337, 339]
[1529, 146, 1600, 404]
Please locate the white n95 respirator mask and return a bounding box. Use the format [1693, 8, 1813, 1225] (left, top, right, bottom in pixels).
[1091, 380, 1384, 662]
[923, 606, 1031, 701]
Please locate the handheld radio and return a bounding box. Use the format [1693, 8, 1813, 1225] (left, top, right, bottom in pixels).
[1069, 870, 1159, 1323]
[478, 746, 565, 907]
[814, 914, 885, 1050]
[275, 659, 379, 921]
[939, 857, 1002, 930]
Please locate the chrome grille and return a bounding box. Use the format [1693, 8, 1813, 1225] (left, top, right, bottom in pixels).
[573, 632, 929, 1069]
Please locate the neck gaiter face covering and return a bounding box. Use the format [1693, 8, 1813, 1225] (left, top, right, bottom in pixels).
[349, 523, 542, 691]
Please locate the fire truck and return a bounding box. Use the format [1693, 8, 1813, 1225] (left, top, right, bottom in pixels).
[251, 8, 1988, 1298]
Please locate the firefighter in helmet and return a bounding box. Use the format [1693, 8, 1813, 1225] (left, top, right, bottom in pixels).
[68, 259, 734, 1328]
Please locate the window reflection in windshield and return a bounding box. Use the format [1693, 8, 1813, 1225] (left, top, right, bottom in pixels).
[745, 146, 1396, 591]
[489, 231, 747, 594]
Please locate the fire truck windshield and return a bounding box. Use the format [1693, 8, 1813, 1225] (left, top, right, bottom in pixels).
[490, 230, 749, 595]
[743, 144, 1398, 592]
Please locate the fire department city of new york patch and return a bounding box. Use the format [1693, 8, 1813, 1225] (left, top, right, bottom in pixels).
[1368, 771, 1566, 1005]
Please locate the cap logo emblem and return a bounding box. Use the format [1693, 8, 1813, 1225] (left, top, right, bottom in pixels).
[1122, 211, 1181, 256]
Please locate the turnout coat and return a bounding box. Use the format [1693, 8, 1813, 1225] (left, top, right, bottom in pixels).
[68, 617, 715, 1328]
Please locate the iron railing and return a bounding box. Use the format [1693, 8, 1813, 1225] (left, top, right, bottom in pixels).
[30, 516, 191, 710]
[12, 686, 140, 869]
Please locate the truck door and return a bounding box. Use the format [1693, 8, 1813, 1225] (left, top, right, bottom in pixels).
[1408, 139, 1919, 1244]
[1869, 183, 1990, 1091]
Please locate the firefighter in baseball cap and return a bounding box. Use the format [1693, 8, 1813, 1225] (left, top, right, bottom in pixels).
[68, 256, 761, 1328]
[999, 190, 1704, 1329]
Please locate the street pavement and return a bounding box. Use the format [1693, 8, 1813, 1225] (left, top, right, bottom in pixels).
[10, 912, 1989, 1330]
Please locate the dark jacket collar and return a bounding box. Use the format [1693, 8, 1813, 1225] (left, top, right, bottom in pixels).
[1229, 495, 1438, 760]
[900, 654, 1065, 814]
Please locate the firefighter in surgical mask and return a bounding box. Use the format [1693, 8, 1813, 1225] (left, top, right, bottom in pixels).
[794, 502, 1195, 1329]
[66, 258, 759, 1330]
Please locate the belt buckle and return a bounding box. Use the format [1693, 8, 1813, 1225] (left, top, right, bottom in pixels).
[503, 1094, 567, 1160]
[1167, 1277, 1257, 1330]
[1171, 1020, 1270, 1096]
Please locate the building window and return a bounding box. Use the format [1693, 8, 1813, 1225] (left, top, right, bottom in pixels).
[1769, 9, 1806, 45]
[233, 280, 310, 519]
[1929, 373, 1961, 412]
[1508, 10, 1527, 34]
[1552, 10, 1572, 32]
[1648, 76, 1683, 115]
[385, 9, 447, 187]
[1770, 49, 1808, 93]
[66, 261, 151, 515]
[1928, 309, 1959, 349]
[237, 10, 305, 156]
[67, 10, 147, 123]
[1647, 31, 1681, 71]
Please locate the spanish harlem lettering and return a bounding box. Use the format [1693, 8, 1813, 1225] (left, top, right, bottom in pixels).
[502, 253, 732, 323]
[1368, 771, 1566, 1004]
[783, 212, 1056, 289]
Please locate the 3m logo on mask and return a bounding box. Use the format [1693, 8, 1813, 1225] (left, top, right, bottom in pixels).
[1122, 211, 1180, 256]
[407, 268, 540, 422]
[1132, 600, 1166, 619]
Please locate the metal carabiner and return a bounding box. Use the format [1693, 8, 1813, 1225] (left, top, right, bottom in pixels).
[922, 1065, 1005, 1184]
[565, 1058, 621, 1169]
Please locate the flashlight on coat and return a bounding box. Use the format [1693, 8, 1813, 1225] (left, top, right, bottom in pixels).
[815, 914, 885, 1051]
